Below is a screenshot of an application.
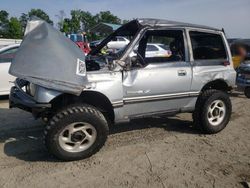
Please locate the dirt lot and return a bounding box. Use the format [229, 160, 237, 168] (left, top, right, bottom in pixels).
[0, 93, 249, 188]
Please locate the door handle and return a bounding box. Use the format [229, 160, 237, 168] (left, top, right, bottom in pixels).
[178, 70, 187, 76]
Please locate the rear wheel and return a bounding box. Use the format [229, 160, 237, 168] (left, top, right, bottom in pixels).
[244, 87, 250, 98]
[44, 104, 109, 161]
[193, 89, 232, 134]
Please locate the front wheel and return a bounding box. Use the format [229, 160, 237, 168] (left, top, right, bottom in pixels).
[193, 89, 232, 134]
[44, 104, 109, 161]
[244, 87, 250, 98]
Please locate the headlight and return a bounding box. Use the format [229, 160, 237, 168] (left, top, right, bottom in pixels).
[26, 83, 36, 96]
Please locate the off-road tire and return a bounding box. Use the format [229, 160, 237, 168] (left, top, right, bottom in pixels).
[193, 89, 232, 134]
[44, 104, 109, 161]
[244, 87, 250, 98]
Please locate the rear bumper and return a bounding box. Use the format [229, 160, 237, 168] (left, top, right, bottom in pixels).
[9, 86, 51, 113]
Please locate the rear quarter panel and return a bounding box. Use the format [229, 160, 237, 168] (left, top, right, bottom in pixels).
[191, 65, 236, 91]
[186, 29, 236, 91]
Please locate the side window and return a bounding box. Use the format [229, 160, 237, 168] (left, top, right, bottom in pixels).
[190, 31, 227, 60]
[135, 29, 185, 63]
[0, 47, 19, 63]
[146, 45, 158, 52]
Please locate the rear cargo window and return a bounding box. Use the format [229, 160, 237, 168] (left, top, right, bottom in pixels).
[190, 31, 227, 60]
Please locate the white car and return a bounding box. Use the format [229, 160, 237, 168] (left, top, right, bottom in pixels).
[130, 43, 172, 58]
[146, 43, 172, 57]
[0, 44, 19, 95]
[107, 36, 130, 50]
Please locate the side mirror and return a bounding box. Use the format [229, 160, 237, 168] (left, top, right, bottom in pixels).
[131, 56, 139, 67]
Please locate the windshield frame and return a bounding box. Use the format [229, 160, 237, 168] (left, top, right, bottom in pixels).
[89, 20, 142, 57]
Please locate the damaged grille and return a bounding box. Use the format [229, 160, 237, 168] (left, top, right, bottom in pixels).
[15, 78, 36, 97]
[16, 78, 29, 88]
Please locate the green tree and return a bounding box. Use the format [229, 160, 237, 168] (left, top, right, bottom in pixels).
[80, 10, 96, 32]
[6, 17, 22, 39]
[62, 18, 71, 33]
[0, 10, 9, 26]
[28, 9, 53, 25]
[59, 10, 123, 34]
[0, 10, 9, 37]
[95, 11, 121, 24]
[18, 9, 53, 34]
[61, 10, 86, 33]
[58, 10, 127, 41]
[55, 10, 66, 32]
[19, 13, 28, 33]
[69, 10, 81, 33]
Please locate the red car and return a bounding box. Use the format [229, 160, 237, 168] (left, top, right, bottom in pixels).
[68, 33, 91, 55]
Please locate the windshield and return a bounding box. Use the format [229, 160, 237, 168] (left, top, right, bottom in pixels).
[89, 20, 141, 58]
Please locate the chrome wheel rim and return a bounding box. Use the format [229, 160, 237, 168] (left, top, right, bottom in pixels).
[58, 122, 97, 153]
[207, 99, 226, 126]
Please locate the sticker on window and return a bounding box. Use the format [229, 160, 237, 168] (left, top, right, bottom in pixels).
[76, 58, 86, 76]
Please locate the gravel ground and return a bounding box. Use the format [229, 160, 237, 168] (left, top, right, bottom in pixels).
[0, 93, 249, 188]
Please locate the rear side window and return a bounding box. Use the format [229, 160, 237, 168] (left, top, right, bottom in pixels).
[190, 31, 227, 60]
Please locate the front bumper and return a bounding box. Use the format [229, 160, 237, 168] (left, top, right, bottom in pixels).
[9, 83, 51, 116]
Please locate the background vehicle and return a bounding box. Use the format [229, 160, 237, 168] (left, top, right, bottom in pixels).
[236, 58, 250, 98]
[89, 39, 103, 50]
[67, 33, 91, 55]
[130, 43, 172, 58]
[107, 36, 129, 50]
[0, 44, 19, 95]
[90, 36, 129, 52]
[230, 39, 250, 97]
[9, 18, 236, 161]
[230, 39, 250, 69]
[0, 38, 21, 47]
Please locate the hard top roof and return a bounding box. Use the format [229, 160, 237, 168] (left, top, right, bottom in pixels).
[136, 18, 221, 31]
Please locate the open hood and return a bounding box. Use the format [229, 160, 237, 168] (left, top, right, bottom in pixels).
[9, 18, 87, 95]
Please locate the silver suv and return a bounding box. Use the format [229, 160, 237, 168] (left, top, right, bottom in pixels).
[9, 18, 236, 161]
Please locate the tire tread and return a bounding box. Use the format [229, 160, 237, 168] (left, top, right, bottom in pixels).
[44, 104, 108, 161]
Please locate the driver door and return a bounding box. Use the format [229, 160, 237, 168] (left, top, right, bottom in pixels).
[122, 29, 194, 118]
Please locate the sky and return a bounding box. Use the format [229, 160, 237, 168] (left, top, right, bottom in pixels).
[1, 0, 250, 38]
